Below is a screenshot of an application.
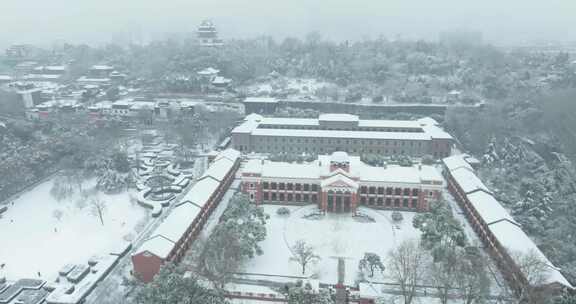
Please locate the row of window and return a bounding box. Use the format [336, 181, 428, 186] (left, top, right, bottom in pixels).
[262, 182, 318, 191]
[258, 124, 423, 133]
[360, 197, 419, 209]
[255, 136, 426, 147]
[262, 192, 318, 203]
[259, 146, 423, 155]
[360, 186, 419, 196]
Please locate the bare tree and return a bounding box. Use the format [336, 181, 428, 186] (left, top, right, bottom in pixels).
[456, 248, 490, 304]
[290, 240, 320, 275]
[90, 197, 107, 226]
[512, 250, 553, 304]
[387, 239, 426, 304]
[52, 209, 64, 221]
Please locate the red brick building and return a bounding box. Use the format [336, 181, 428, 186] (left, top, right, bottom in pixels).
[131, 149, 240, 282]
[242, 152, 443, 213]
[442, 154, 572, 295]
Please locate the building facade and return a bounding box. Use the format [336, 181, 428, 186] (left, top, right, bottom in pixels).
[232, 114, 453, 158]
[241, 152, 443, 213]
[442, 154, 572, 294]
[131, 149, 240, 282]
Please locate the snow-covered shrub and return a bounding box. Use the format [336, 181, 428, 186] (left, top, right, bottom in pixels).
[392, 211, 403, 222]
[277, 207, 290, 216]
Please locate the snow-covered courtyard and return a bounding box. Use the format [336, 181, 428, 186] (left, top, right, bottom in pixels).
[0, 177, 149, 281]
[244, 205, 423, 285]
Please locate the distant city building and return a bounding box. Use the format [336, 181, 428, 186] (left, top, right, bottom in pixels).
[241, 152, 443, 213]
[232, 114, 454, 158]
[196, 20, 223, 47]
[77, 65, 117, 86]
[5, 44, 34, 61]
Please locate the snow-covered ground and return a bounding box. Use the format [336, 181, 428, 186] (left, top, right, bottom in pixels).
[0, 178, 149, 281]
[245, 78, 332, 96]
[244, 205, 422, 285]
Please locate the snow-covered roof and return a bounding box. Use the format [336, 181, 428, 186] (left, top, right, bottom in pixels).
[90, 65, 114, 70]
[232, 114, 454, 142]
[152, 202, 201, 242]
[134, 235, 175, 259]
[443, 154, 473, 172]
[0, 75, 13, 81]
[244, 154, 443, 186]
[319, 113, 359, 122]
[202, 158, 235, 182]
[243, 97, 278, 103]
[449, 167, 490, 194]
[181, 176, 220, 208]
[331, 151, 349, 163]
[214, 148, 241, 163]
[321, 172, 359, 189]
[467, 191, 517, 225]
[489, 220, 572, 288]
[197, 67, 219, 75]
[212, 76, 231, 84]
[135, 202, 202, 258]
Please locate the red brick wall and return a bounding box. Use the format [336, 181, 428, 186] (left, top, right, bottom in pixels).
[132, 252, 164, 283]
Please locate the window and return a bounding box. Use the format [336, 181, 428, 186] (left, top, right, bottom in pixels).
[295, 193, 301, 201]
[369, 187, 376, 194]
[271, 193, 277, 201]
[271, 182, 277, 190]
[279, 183, 285, 190]
[287, 193, 293, 201]
[412, 189, 419, 196]
[303, 184, 310, 191]
[263, 182, 269, 189]
[360, 186, 368, 194]
[311, 184, 318, 191]
[395, 188, 402, 195]
[250, 193, 254, 200]
[394, 199, 400, 207]
[385, 198, 392, 206]
[412, 199, 418, 208]
[403, 199, 409, 208]
[361, 197, 367, 204]
[386, 188, 393, 195]
[250, 183, 254, 189]
[378, 187, 384, 195]
[403, 188, 410, 196]
[287, 183, 293, 190]
[295, 184, 302, 191]
[303, 194, 309, 202]
[263, 192, 269, 200]
[311, 194, 317, 203]
[377, 197, 384, 206]
[369, 197, 375, 205]
[279, 193, 285, 201]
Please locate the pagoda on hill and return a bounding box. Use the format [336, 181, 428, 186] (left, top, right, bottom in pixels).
[197, 20, 224, 47]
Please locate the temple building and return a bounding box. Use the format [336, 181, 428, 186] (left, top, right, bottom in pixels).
[197, 20, 223, 47]
[232, 114, 453, 158]
[241, 152, 443, 213]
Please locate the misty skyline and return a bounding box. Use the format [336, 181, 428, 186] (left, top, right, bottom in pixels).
[2, 0, 576, 47]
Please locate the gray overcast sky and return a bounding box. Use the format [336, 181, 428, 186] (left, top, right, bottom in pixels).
[1, 0, 576, 47]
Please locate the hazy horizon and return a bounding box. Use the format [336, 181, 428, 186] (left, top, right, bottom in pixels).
[2, 0, 576, 48]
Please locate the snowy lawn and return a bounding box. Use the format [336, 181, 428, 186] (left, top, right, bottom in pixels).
[243, 205, 423, 285]
[0, 178, 149, 281]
